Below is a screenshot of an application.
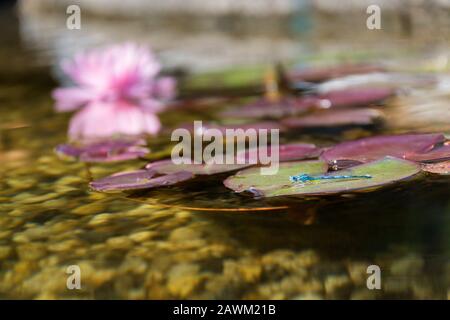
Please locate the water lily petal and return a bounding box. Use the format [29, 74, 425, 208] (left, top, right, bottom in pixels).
[53, 43, 176, 140]
[52, 87, 95, 112]
[61, 43, 161, 90]
[69, 101, 161, 139]
[154, 76, 177, 100]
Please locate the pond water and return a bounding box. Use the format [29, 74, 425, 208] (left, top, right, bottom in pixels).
[0, 4, 449, 299]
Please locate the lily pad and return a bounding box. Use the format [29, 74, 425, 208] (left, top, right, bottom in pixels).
[318, 88, 393, 109]
[422, 161, 450, 175]
[281, 109, 383, 128]
[224, 157, 421, 198]
[89, 169, 193, 191]
[236, 143, 322, 163]
[146, 159, 249, 175]
[316, 72, 436, 93]
[289, 64, 385, 83]
[321, 134, 446, 163]
[56, 139, 149, 162]
[221, 88, 392, 120]
[407, 144, 450, 162]
[146, 143, 321, 176]
[221, 98, 311, 119]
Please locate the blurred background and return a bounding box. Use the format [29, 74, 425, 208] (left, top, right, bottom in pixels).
[12, 0, 450, 72]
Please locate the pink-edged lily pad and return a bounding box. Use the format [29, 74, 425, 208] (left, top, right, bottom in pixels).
[89, 169, 193, 192]
[407, 143, 450, 162]
[221, 98, 312, 119]
[316, 72, 437, 93]
[56, 139, 149, 162]
[281, 108, 383, 128]
[321, 133, 448, 164]
[224, 157, 420, 198]
[318, 88, 393, 109]
[289, 64, 385, 83]
[221, 88, 392, 119]
[422, 161, 450, 175]
[146, 159, 249, 175]
[146, 143, 322, 175]
[236, 143, 322, 163]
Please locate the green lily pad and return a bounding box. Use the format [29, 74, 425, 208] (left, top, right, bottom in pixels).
[224, 157, 420, 198]
[184, 65, 265, 90]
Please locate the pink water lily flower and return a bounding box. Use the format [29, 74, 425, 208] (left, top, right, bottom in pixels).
[52, 42, 176, 139]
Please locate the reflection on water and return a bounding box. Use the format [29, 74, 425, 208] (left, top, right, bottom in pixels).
[0, 3, 449, 299]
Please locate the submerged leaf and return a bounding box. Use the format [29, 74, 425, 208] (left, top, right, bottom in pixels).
[224, 157, 420, 198]
[90, 169, 193, 191]
[321, 133, 447, 163]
